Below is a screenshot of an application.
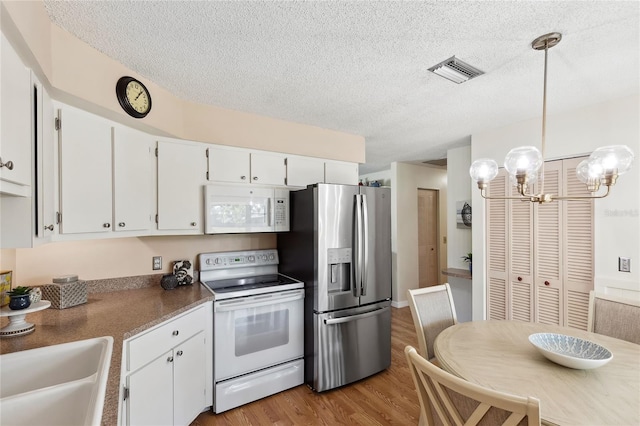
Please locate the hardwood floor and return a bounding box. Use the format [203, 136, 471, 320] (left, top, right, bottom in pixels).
[192, 307, 420, 426]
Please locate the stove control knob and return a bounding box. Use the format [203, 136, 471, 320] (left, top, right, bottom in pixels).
[269, 254, 275, 261]
[248, 256, 255, 262]
[214, 258, 222, 265]
[205, 259, 212, 265]
[262, 255, 268, 261]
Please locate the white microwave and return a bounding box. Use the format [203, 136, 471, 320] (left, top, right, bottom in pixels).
[204, 184, 290, 234]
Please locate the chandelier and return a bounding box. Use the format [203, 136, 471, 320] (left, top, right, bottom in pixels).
[469, 32, 635, 203]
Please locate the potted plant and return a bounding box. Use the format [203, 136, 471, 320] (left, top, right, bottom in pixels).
[7, 286, 32, 310]
[461, 253, 472, 275]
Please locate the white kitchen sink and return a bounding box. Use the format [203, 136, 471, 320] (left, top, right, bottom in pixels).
[0, 336, 113, 425]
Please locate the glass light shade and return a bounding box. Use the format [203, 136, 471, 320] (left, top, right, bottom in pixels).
[504, 146, 543, 177]
[469, 159, 498, 183]
[576, 159, 604, 184]
[588, 145, 635, 176]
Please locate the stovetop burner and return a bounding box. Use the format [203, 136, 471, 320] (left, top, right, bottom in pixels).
[204, 274, 299, 293]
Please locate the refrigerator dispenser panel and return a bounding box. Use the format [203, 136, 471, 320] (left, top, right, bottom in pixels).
[327, 248, 352, 293]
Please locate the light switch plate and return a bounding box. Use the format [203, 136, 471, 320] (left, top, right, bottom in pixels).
[618, 257, 631, 273]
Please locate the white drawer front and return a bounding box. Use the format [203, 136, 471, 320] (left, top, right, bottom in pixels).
[127, 306, 206, 372]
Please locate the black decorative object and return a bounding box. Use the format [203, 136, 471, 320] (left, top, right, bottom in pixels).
[160, 274, 178, 290]
[173, 260, 193, 286]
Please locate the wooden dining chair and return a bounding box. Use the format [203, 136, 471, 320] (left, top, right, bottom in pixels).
[407, 284, 457, 362]
[587, 291, 640, 344]
[405, 345, 541, 426]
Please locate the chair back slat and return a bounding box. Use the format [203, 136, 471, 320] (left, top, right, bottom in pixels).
[588, 291, 640, 344]
[405, 346, 541, 426]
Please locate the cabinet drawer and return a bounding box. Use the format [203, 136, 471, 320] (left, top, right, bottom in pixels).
[127, 306, 206, 372]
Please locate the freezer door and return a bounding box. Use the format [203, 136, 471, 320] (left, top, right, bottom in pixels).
[311, 302, 391, 392]
[315, 184, 360, 312]
[359, 186, 392, 305]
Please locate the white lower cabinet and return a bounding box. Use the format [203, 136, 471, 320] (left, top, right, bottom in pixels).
[120, 304, 212, 426]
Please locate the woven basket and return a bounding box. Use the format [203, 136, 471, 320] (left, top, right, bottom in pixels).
[41, 280, 87, 309]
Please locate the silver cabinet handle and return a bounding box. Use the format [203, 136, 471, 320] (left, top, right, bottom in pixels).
[0, 158, 14, 170]
[240, 175, 246, 180]
[253, 176, 258, 181]
[176, 350, 184, 356]
[172, 330, 179, 336]
[167, 356, 174, 363]
[190, 222, 197, 227]
[44, 225, 54, 231]
[118, 222, 125, 227]
[103, 223, 111, 228]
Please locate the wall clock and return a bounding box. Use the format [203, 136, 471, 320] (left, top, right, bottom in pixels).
[115, 76, 152, 118]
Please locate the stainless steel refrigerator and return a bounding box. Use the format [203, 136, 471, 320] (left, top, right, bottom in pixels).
[278, 183, 391, 392]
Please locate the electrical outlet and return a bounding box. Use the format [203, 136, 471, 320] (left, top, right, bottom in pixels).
[153, 256, 162, 271]
[619, 257, 631, 273]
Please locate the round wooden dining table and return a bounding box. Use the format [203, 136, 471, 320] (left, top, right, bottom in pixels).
[434, 320, 640, 426]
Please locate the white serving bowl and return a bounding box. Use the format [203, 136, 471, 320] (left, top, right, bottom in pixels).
[528, 333, 612, 370]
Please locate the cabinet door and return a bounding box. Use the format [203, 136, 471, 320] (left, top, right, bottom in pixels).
[58, 106, 112, 234]
[486, 169, 509, 320]
[562, 157, 594, 330]
[113, 127, 153, 232]
[0, 33, 31, 192]
[38, 83, 57, 237]
[508, 181, 534, 322]
[325, 161, 359, 185]
[286, 156, 325, 187]
[207, 146, 250, 183]
[534, 161, 563, 325]
[127, 351, 174, 426]
[157, 140, 205, 231]
[173, 332, 207, 426]
[251, 152, 286, 186]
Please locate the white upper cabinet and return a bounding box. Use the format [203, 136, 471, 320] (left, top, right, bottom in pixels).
[250, 151, 286, 186]
[157, 139, 206, 232]
[206, 146, 250, 183]
[58, 105, 113, 234]
[325, 160, 359, 185]
[35, 79, 56, 239]
[0, 33, 32, 195]
[113, 126, 154, 232]
[286, 155, 325, 187]
[206, 146, 286, 186]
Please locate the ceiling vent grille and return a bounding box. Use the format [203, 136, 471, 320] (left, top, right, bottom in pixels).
[428, 56, 484, 84]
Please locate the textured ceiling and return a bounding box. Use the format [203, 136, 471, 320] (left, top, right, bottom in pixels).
[42, 1, 639, 174]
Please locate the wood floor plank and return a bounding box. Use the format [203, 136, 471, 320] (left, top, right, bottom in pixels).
[192, 306, 420, 426]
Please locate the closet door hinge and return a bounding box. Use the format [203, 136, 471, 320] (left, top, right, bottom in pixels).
[54, 117, 61, 131]
[56, 212, 62, 224]
[123, 386, 129, 401]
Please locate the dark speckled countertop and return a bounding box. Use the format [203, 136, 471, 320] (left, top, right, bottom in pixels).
[0, 276, 213, 426]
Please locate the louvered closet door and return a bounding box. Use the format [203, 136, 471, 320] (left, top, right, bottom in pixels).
[534, 161, 563, 325]
[563, 157, 594, 330]
[509, 178, 534, 322]
[486, 170, 509, 320]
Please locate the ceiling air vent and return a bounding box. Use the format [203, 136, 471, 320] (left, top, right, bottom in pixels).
[428, 56, 484, 84]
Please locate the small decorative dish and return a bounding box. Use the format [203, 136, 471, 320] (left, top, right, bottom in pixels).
[528, 333, 613, 370]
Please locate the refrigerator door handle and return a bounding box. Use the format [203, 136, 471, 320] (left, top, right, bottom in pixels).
[353, 194, 363, 297]
[361, 193, 369, 296]
[323, 307, 389, 325]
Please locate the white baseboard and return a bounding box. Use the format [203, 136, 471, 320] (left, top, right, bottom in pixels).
[391, 300, 409, 308]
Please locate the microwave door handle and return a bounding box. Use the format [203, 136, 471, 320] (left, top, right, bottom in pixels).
[268, 197, 272, 226]
[361, 193, 369, 296]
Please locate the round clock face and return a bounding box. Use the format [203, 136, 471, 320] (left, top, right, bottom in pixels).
[116, 76, 152, 118]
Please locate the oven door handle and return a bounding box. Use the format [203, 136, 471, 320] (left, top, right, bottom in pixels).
[215, 291, 304, 312]
[323, 306, 389, 325]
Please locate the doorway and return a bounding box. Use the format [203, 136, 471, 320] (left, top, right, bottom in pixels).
[418, 189, 439, 288]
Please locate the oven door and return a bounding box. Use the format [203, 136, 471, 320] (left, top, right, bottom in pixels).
[214, 289, 304, 381]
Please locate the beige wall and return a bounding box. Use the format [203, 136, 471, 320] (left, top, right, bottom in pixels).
[391, 162, 448, 306]
[10, 234, 275, 286]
